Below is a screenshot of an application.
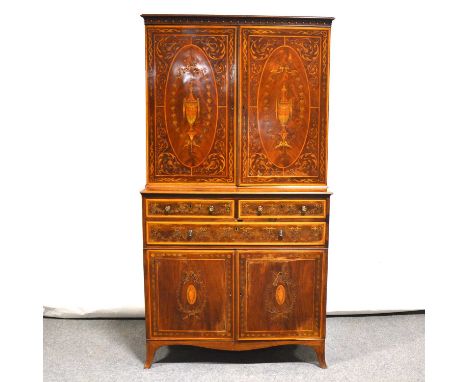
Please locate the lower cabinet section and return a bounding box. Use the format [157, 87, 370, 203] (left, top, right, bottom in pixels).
[146, 250, 234, 339]
[238, 250, 326, 339]
[145, 249, 326, 341]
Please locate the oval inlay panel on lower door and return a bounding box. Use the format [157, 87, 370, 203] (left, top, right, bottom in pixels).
[275, 284, 286, 305]
[186, 284, 197, 305]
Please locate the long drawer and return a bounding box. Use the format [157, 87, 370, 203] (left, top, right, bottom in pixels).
[146, 221, 327, 246]
[146, 199, 234, 218]
[239, 199, 326, 219]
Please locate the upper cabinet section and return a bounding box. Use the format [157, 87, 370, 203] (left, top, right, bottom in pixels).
[240, 27, 330, 185]
[143, 16, 332, 187]
[145, 26, 236, 184]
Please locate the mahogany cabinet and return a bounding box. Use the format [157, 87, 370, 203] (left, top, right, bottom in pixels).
[141, 14, 333, 369]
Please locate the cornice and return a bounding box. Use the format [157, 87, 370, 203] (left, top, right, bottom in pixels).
[141, 14, 334, 27]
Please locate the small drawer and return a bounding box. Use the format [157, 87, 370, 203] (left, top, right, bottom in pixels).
[146, 221, 327, 246]
[146, 199, 234, 218]
[239, 200, 326, 219]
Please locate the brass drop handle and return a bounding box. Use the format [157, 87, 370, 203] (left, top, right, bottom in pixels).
[278, 229, 284, 239]
[257, 205, 264, 215]
[187, 229, 193, 239]
[301, 205, 308, 215]
[208, 205, 215, 214]
[164, 205, 171, 214]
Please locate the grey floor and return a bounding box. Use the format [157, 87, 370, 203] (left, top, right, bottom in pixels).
[44, 314, 424, 382]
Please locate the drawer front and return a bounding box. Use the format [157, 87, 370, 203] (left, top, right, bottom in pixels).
[146, 199, 234, 218]
[239, 199, 326, 219]
[146, 222, 326, 246]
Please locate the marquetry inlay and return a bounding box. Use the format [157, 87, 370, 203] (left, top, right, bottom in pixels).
[142, 14, 332, 370]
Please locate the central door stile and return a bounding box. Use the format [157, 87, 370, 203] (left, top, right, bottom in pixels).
[234, 249, 240, 341]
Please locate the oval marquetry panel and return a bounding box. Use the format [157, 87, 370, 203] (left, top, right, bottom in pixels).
[165, 44, 218, 168]
[275, 284, 286, 305]
[257, 46, 310, 168]
[186, 284, 197, 305]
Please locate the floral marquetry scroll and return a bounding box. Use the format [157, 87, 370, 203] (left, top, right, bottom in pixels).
[240, 27, 329, 184]
[265, 265, 297, 321]
[177, 269, 206, 320]
[146, 27, 235, 183]
[146, 221, 327, 246]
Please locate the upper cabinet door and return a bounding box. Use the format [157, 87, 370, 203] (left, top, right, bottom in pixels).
[146, 26, 236, 184]
[240, 27, 330, 185]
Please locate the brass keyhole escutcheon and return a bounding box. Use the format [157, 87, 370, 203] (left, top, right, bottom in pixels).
[278, 229, 284, 239]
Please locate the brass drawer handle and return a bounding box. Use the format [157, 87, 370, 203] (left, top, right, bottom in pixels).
[278, 229, 284, 239]
[187, 229, 193, 239]
[164, 205, 171, 214]
[257, 205, 264, 215]
[301, 205, 308, 215]
[208, 205, 215, 215]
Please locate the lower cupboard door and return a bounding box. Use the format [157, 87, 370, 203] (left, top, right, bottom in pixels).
[146, 250, 234, 339]
[238, 250, 326, 339]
